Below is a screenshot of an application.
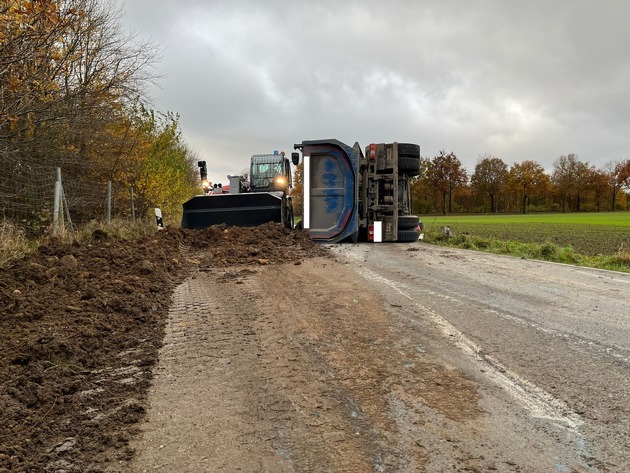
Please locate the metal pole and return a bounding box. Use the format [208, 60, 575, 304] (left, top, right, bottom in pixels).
[52, 168, 61, 236]
[303, 155, 310, 230]
[59, 183, 64, 231]
[130, 187, 136, 223]
[107, 181, 112, 224]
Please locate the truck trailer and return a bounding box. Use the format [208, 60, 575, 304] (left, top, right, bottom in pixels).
[294, 139, 422, 243]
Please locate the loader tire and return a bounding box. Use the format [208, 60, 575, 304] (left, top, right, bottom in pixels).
[398, 156, 421, 176]
[397, 228, 420, 242]
[398, 215, 420, 229]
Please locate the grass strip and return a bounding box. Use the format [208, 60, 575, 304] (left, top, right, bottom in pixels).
[423, 227, 630, 273]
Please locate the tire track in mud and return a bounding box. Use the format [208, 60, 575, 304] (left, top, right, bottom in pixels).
[130, 263, 381, 472]
[132, 270, 294, 472]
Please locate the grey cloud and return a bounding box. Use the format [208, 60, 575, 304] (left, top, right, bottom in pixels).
[118, 0, 630, 181]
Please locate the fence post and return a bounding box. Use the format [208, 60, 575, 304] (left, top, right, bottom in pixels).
[154, 208, 164, 230]
[52, 168, 62, 236]
[130, 187, 136, 224]
[106, 181, 112, 224]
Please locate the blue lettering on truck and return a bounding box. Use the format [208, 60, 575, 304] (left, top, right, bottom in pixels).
[323, 159, 339, 213]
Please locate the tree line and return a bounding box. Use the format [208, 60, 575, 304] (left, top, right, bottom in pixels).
[411, 151, 630, 215]
[1, 0, 198, 233]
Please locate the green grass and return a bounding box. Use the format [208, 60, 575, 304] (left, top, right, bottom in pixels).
[422, 212, 630, 273]
[425, 212, 630, 226]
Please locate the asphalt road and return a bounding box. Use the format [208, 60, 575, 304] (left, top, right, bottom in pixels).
[333, 243, 630, 472]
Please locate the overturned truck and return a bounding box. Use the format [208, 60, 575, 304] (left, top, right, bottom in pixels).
[181, 139, 422, 243]
[295, 139, 422, 243]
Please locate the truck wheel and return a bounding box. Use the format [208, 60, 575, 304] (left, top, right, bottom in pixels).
[397, 143, 420, 157]
[398, 156, 421, 176]
[397, 228, 420, 242]
[398, 215, 419, 228]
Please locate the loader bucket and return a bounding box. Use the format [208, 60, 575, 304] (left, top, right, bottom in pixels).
[181, 192, 284, 229]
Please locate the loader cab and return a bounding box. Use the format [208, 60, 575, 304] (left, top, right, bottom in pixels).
[249, 152, 292, 192]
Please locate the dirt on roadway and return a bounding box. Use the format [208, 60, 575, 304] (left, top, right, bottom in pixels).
[1, 223, 612, 472]
[129, 255, 490, 472]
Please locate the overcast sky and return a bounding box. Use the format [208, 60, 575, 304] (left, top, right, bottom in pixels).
[117, 0, 630, 183]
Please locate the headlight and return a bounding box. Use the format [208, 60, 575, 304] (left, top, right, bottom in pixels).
[201, 179, 210, 188]
[275, 176, 287, 186]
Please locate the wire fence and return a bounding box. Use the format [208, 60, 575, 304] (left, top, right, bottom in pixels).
[0, 152, 137, 236]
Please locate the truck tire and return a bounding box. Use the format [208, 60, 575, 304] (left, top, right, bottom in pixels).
[398, 156, 421, 176]
[398, 215, 419, 228]
[397, 143, 420, 157]
[397, 228, 420, 242]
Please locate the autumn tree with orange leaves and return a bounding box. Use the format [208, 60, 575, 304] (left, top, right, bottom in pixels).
[1, 0, 198, 230]
[429, 150, 467, 215]
[471, 154, 508, 213]
[507, 161, 551, 214]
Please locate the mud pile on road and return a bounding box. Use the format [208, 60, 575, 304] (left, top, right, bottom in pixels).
[0, 223, 326, 472]
[185, 221, 328, 266]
